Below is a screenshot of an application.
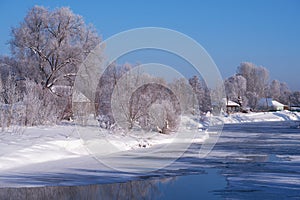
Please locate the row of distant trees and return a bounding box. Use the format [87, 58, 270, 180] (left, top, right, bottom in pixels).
[0, 6, 219, 134]
[95, 63, 197, 133]
[0, 6, 299, 133]
[225, 62, 300, 110]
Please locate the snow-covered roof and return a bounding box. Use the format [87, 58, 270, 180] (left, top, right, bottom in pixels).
[258, 98, 285, 107]
[227, 100, 240, 107]
[222, 98, 240, 107]
[272, 100, 285, 107]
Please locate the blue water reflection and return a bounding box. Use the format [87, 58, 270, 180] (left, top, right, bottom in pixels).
[158, 169, 226, 200]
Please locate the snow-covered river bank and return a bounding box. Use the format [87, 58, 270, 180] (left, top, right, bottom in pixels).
[0, 111, 300, 199]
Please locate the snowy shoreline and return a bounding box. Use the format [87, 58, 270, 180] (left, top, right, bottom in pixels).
[0, 111, 299, 187]
[220, 110, 300, 124]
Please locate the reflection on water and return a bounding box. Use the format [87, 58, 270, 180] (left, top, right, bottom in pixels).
[0, 170, 226, 200]
[0, 178, 167, 200]
[1, 121, 300, 199]
[158, 169, 226, 200]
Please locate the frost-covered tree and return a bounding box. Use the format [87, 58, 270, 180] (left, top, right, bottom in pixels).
[188, 76, 211, 113]
[10, 6, 100, 92]
[168, 78, 196, 115]
[23, 79, 67, 126]
[269, 80, 291, 105]
[95, 63, 132, 128]
[95, 63, 181, 134]
[9, 6, 100, 120]
[225, 74, 247, 107]
[147, 100, 178, 134]
[0, 57, 25, 130]
[237, 62, 269, 109]
[290, 91, 300, 106]
[269, 80, 281, 100]
[278, 82, 291, 105]
[129, 83, 181, 134]
[0, 73, 25, 130]
[0, 74, 4, 104]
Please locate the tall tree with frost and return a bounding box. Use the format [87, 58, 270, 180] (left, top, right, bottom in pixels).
[10, 6, 100, 94]
[189, 76, 211, 113]
[168, 78, 196, 115]
[290, 91, 300, 107]
[279, 82, 291, 105]
[237, 62, 269, 109]
[224, 74, 247, 106]
[269, 80, 281, 100]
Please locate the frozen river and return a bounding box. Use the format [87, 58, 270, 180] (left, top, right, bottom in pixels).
[1, 121, 300, 199]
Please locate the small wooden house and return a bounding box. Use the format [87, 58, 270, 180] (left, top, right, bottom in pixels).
[226, 99, 240, 113]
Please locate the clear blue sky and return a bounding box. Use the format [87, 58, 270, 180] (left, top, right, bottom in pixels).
[0, 0, 299, 90]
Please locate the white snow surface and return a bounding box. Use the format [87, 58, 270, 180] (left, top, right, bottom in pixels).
[220, 110, 300, 124]
[0, 111, 299, 187]
[0, 116, 208, 178]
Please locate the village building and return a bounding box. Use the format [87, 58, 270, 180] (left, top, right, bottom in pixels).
[226, 99, 241, 113]
[258, 98, 285, 111]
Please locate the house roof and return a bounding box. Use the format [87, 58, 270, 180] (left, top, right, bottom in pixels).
[222, 98, 240, 107]
[226, 100, 240, 107]
[258, 98, 285, 107]
[211, 98, 240, 107]
[272, 100, 285, 107]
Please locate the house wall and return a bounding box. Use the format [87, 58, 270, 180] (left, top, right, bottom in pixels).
[227, 105, 240, 113]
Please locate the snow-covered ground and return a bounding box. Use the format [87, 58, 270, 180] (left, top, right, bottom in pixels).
[0, 125, 87, 171]
[0, 111, 299, 187]
[220, 110, 300, 124]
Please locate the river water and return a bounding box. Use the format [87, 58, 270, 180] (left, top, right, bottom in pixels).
[1, 121, 299, 199]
